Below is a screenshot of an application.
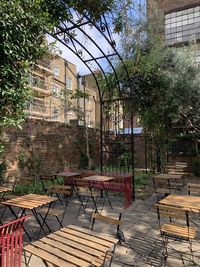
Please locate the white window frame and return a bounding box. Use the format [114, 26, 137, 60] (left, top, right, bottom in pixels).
[53, 66, 60, 76]
[66, 77, 72, 90]
[52, 85, 59, 97]
[165, 5, 200, 45]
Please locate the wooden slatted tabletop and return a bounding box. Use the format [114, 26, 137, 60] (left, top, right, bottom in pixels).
[0, 186, 11, 194]
[159, 194, 200, 211]
[24, 224, 118, 267]
[83, 175, 115, 182]
[55, 172, 81, 178]
[153, 174, 182, 180]
[1, 194, 57, 210]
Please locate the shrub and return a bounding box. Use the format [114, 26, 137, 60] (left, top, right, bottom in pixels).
[192, 158, 200, 177]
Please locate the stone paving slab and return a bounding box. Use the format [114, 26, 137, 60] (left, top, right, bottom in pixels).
[1, 192, 200, 266]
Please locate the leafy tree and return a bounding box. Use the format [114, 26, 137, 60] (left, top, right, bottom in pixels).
[0, 0, 127, 159]
[0, 0, 123, 129]
[100, 3, 200, 169]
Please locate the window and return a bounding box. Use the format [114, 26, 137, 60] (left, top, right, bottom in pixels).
[165, 5, 200, 45]
[53, 107, 59, 119]
[66, 77, 72, 90]
[52, 85, 59, 97]
[53, 66, 60, 76]
[67, 106, 73, 115]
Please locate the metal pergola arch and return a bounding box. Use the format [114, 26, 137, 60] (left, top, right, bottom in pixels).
[49, 9, 135, 200]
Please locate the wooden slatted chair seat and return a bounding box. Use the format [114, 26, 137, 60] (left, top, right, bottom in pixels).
[187, 183, 200, 195]
[38, 207, 65, 217]
[38, 185, 72, 231]
[161, 223, 196, 239]
[93, 253, 112, 267]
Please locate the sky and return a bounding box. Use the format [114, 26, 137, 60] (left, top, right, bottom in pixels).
[48, 0, 146, 75]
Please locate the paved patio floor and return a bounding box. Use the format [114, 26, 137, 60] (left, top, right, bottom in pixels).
[3, 192, 200, 267]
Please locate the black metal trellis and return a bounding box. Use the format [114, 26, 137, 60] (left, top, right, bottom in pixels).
[49, 8, 135, 200]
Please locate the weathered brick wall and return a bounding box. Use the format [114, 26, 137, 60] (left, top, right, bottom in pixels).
[148, 0, 200, 14]
[1, 120, 100, 182]
[134, 135, 146, 168]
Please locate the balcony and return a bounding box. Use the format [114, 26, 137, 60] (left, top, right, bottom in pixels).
[35, 59, 53, 76]
[28, 100, 50, 120]
[30, 77, 51, 96]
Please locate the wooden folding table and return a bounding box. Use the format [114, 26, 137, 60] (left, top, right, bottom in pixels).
[24, 224, 118, 267]
[159, 194, 200, 212]
[1, 194, 58, 240]
[83, 175, 115, 210]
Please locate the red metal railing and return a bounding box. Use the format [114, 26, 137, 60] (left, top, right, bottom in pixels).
[0, 216, 30, 267]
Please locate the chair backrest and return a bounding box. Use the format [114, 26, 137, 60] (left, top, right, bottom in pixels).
[74, 178, 91, 189]
[152, 177, 170, 191]
[187, 183, 200, 195]
[0, 215, 30, 267]
[12, 178, 33, 195]
[91, 211, 123, 241]
[48, 185, 72, 195]
[156, 204, 189, 226]
[175, 162, 188, 167]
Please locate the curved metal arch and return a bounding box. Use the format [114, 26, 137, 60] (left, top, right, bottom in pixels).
[50, 33, 103, 103]
[48, 7, 135, 201]
[51, 25, 110, 102]
[60, 17, 121, 99]
[51, 10, 131, 100]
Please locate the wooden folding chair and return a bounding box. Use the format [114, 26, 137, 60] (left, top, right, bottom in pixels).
[156, 204, 196, 263]
[39, 174, 59, 193]
[152, 176, 171, 201]
[73, 178, 99, 217]
[38, 185, 72, 232]
[91, 210, 124, 244]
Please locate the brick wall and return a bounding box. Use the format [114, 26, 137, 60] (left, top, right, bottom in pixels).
[148, 0, 200, 14]
[1, 120, 99, 182]
[134, 135, 146, 168]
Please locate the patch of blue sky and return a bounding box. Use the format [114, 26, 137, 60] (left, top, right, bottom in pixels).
[47, 0, 147, 75]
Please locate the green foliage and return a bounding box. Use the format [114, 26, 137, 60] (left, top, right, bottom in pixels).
[18, 148, 28, 169]
[0, 0, 123, 131]
[192, 158, 200, 177]
[79, 153, 89, 169]
[0, 0, 50, 129]
[135, 171, 149, 188]
[27, 154, 43, 181]
[0, 161, 6, 183]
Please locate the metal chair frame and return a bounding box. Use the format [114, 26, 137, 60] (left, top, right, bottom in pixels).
[0, 215, 30, 267]
[156, 204, 196, 264]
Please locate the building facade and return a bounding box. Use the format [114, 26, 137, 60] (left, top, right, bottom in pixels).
[148, 1, 200, 49]
[29, 53, 98, 128]
[147, 0, 200, 164]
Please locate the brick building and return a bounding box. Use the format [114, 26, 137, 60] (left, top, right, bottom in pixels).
[147, 0, 200, 166]
[29, 52, 98, 127]
[148, 0, 200, 49]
